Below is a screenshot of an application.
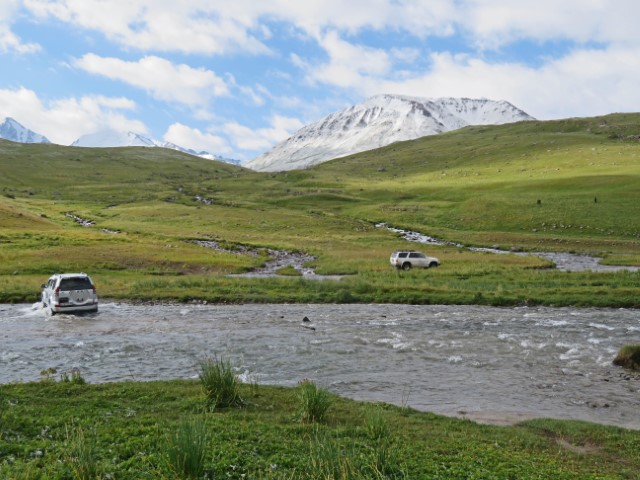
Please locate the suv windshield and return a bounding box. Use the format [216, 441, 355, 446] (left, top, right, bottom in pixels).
[59, 277, 93, 290]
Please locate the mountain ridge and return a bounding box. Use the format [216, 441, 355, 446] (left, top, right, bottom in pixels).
[244, 94, 535, 172]
[71, 129, 241, 165]
[0, 117, 50, 144]
[0, 117, 240, 165]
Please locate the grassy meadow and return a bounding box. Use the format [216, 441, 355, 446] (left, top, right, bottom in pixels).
[0, 114, 639, 306]
[1, 379, 639, 479]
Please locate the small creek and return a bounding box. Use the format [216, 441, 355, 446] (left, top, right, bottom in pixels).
[1, 303, 639, 429]
[378, 223, 640, 272]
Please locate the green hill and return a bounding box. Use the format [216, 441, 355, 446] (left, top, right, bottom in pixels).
[1, 114, 639, 306]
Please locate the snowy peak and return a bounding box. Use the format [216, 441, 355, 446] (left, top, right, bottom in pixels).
[71, 129, 241, 165]
[71, 130, 156, 148]
[245, 94, 534, 172]
[0, 117, 50, 144]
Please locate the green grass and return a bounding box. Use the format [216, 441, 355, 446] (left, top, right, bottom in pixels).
[297, 379, 333, 423]
[0, 380, 639, 479]
[165, 419, 209, 479]
[1, 113, 639, 306]
[199, 357, 244, 409]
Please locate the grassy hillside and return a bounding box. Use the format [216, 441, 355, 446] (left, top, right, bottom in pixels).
[1, 380, 639, 479]
[1, 114, 639, 306]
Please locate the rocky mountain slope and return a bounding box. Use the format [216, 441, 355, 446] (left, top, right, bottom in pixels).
[0, 117, 50, 143]
[245, 94, 534, 171]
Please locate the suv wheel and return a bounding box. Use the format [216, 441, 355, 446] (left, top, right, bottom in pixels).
[402, 262, 412, 270]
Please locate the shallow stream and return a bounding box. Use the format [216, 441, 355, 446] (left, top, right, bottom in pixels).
[1, 303, 639, 428]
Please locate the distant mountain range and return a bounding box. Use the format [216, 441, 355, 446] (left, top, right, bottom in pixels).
[0, 118, 240, 165]
[2, 94, 534, 172]
[70, 129, 240, 164]
[0, 117, 50, 144]
[245, 94, 535, 172]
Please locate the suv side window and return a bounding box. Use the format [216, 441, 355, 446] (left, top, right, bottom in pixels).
[409, 252, 420, 258]
[398, 252, 408, 258]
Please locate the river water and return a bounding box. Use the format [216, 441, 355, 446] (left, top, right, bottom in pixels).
[1, 303, 639, 429]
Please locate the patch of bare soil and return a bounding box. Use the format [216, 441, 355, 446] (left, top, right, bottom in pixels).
[556, 438, 601, 455]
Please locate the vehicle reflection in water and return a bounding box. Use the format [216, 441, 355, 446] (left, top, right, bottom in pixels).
[1, 302, 639, 429]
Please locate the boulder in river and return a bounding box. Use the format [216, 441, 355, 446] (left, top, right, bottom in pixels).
[613, 344, 640, 371]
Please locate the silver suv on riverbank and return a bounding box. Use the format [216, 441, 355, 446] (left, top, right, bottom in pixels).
[390, 250, 440, 270]
[41, 273, 98, 314]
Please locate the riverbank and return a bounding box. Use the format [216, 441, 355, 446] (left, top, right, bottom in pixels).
[2, 261, 640, 307]
[1, 380, 639, 479]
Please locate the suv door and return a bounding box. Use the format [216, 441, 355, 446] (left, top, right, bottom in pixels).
[409, 252, 427, 268]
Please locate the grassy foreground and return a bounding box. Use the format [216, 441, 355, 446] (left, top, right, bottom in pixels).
[1, 113, 640, 306]
[1, 380, 639, 479]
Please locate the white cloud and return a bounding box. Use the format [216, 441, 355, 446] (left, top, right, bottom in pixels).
[24, 0, 270, 55]
[163, 123, 231, 155]
[22, 1, 640, 57]
[268, 0, 457, 38]
[74, 54, 229, 108]
[0, 0, 40, 53]
[458, 0, 640, 48]
[0, 87, 145, 144]
[224, 114, 304, 152]
[364, 45, 640, 119]
[0, 25, 40, 53]
[299, 31, 392, 88]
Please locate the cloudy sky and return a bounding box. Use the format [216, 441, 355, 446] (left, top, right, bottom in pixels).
[1, 1, 639, 160]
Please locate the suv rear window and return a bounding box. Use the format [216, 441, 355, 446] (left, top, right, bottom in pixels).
[59, 277, 93, 290]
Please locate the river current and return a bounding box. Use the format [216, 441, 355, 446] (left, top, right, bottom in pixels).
[1, 303, 639, 429]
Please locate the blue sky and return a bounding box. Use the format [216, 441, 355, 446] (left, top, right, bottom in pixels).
[1, 1, 639, 161]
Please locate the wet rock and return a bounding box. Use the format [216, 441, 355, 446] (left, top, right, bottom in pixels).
[613, 345, 640, 372]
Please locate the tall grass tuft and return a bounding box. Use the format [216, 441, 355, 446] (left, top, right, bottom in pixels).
[61, 369, 87, 385]
[166, 420, 209, 479]
[65, 425, 100, 480]
[363, 406, 405, 479]
[199, 356, 243, 408]
[366, 440, 405, 480]
[364, 405, 390, 440]
[297, 379, 332, 423]
[307, 431, 357, 479]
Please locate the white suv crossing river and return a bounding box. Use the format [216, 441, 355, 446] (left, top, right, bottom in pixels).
[41, 273, 98, 314]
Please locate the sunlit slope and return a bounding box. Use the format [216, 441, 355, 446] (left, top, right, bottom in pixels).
[2, 114, 639, 254]
[274, 114, 640, 250]
[0, 114, 638, 305]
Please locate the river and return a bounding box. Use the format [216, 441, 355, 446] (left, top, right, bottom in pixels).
[1, 302, 639, 429]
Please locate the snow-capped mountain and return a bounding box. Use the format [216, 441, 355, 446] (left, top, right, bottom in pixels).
[245, 94, 535, 172]
[71, 130, 156, 148]
[0, 117, 50, 144]
[71, 129, 241, 165]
